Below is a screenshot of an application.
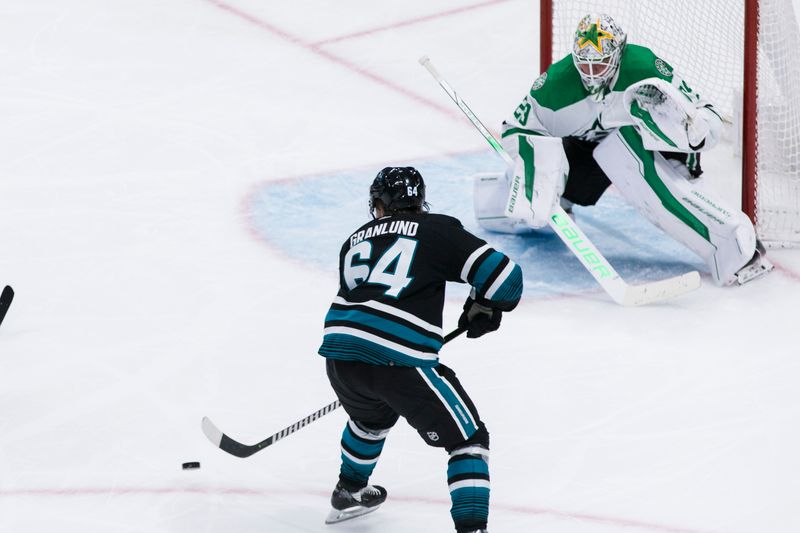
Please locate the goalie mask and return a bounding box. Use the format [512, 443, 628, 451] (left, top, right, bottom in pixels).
[369, 166, 427, 218]
[572, 13, 626, 98]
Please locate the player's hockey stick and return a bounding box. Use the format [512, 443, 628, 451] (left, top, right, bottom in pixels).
[202, 327, 467, 458]
[0, 286, 14, 328]
[419, 56, 701, 306]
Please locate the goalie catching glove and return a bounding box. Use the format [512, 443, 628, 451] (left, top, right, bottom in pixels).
[623, 77, 722, 153]
[458, 296, 502, 338]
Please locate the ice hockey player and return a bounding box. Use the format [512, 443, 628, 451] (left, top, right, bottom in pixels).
[318, 167, 523, 533]
[474, 13, 772, 285]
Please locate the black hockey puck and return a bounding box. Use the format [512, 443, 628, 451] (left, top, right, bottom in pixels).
[182, 461, 200, 470]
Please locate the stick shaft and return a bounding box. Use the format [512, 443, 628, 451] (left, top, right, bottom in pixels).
[419, 56, 512, 166]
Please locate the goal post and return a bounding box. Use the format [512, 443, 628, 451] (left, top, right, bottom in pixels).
[539, 0, 800, 245]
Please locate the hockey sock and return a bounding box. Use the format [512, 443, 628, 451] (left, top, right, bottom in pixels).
[338, 419, 390, 490]
[447, 445, 490, 532]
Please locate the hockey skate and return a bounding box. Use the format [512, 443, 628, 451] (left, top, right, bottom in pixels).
[734, 240, 774, 285]
[324, 482, 387, 524]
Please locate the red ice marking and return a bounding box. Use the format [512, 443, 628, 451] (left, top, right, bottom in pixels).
[0, 485, 712, 533]
[773, 260, 800, 283]
[204, 0, 464, 123]
[311, 0, 512, 46]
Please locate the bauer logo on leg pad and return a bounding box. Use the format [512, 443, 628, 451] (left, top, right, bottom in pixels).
[505, 174, 522, 215]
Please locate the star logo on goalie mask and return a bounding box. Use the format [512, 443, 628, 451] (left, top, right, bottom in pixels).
[577, 20, 614, 53]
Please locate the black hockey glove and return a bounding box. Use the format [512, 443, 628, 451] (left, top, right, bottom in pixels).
[458, 297, 502, 339]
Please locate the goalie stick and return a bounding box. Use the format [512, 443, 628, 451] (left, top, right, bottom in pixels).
[0, 286, 14, 328]
[418, 56, 701, 306]
[202, 327, 466, 458]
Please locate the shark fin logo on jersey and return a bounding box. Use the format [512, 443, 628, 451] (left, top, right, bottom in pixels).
[576, 20, 614, 53]
[427, 431, 440, 442]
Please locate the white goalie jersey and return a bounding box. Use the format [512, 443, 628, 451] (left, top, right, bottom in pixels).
[480, 42, 771, 286]
[501, 44, 723, 155]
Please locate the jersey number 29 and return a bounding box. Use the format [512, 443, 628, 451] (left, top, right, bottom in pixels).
[344, 237, 418, 298]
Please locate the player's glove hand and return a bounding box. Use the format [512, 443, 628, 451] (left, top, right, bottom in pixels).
[458, 297, 502, 339]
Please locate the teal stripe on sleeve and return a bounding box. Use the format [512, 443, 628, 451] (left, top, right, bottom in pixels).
[471, 251, 504, 294]
[489, 264, 523, 303]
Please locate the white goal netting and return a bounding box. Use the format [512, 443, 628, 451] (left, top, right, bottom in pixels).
[548, 0, 800, 244]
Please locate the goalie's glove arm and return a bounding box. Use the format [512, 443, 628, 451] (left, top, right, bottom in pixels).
[665, 72, 723, 151]
[687, 105, 723, 151]
[624, 77, 724, 153]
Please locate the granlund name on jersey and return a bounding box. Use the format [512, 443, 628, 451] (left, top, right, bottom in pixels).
[318, 213, 523, 368]
[501, 44, 718, 144]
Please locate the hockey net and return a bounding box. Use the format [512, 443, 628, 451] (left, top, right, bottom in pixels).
[542, 0, 800, 245]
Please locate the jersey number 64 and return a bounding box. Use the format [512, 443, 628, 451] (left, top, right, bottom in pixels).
[343, 237, 419, 298]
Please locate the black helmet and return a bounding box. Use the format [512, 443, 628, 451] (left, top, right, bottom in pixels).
[369, 167, 427, 217]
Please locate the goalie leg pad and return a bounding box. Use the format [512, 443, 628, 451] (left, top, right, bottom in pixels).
[473, 173, 534, 234]
[503, 135, 568, 228]
[594, 126, 756, 285]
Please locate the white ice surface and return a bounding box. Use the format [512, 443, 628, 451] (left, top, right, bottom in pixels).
[1, 1, 800, 532]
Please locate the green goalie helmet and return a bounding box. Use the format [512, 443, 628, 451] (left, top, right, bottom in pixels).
[572, 13, 627, 97]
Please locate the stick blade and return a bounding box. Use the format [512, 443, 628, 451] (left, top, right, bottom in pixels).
[218, 433, 260, 458]
[0, 285, 14, 326]
[201, 416, 261, 458]
[201, 416, 224, 447]
[1, 285, 13, 303]
[620, 271, 701, 306]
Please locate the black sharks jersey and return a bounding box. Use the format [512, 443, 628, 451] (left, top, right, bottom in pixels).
[319, 213, 523, 367]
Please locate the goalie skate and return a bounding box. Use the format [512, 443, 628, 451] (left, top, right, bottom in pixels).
[734, 240, 774, 285]
[324, 483, 387, 524]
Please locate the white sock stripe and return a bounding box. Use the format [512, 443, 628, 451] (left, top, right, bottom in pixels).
[460, 244, 492, 282]
[449, 445, 490, 459]
[348, 420, 390, 441]
[448, 479, 491, 492]
[485, 259, 517, 300]
[416, 368, 469, 440]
